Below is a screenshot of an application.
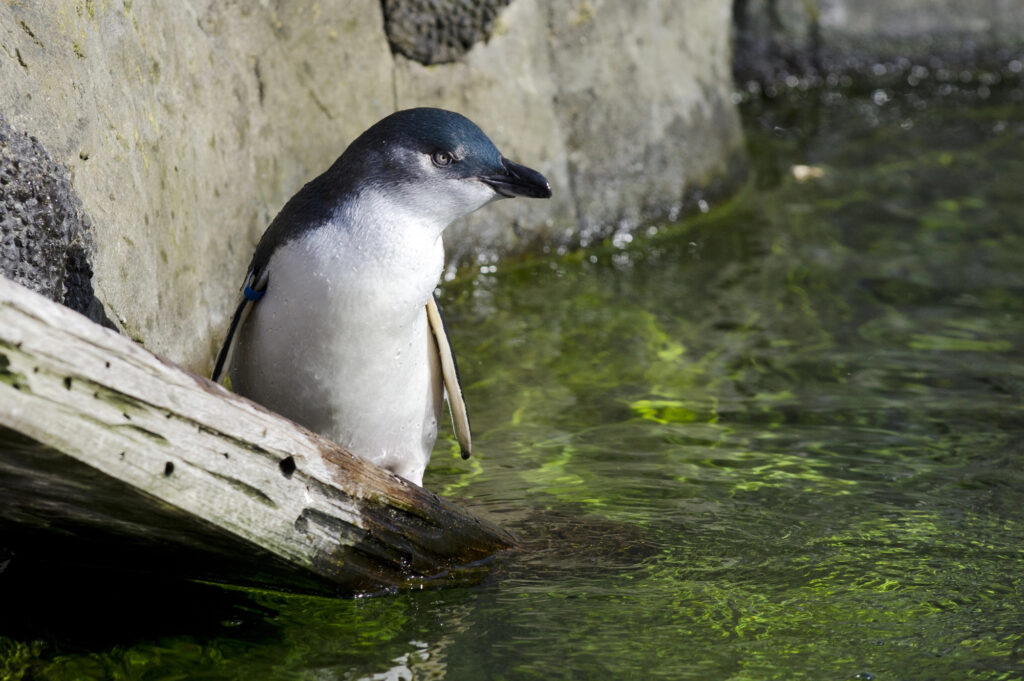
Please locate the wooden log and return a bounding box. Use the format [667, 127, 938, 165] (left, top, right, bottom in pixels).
[0, 275, 514, 595]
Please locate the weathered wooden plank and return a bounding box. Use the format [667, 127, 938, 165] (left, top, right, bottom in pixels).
[0, 275, 513, 595]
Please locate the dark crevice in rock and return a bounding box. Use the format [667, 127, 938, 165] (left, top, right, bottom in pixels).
[0, 111, 114, 329]
[380, 0, 513, 65]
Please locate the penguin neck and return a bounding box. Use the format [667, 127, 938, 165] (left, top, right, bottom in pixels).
[339, 188, 449, 268]
[280, 191, 447, 318]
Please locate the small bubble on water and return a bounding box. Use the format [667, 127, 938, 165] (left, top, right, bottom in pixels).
[611, 231, 633, 249]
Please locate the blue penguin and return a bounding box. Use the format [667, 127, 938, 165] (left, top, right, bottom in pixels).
[213, 108, 551, 486]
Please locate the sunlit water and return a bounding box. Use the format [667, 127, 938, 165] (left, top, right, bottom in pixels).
[3, 81, 1024, 679]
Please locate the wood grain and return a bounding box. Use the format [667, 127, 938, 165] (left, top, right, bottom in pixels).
[0, 276, 513, 595]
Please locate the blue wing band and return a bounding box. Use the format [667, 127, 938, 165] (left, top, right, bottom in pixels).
[243, 284, 265, 301]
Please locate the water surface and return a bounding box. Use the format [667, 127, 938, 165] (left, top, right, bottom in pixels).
[3, 81, 1024, 679]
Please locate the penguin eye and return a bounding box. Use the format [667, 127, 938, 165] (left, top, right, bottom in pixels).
[431, 151, 454, 167]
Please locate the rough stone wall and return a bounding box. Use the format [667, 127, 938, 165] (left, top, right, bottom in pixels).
[814, 0, 1024, 52]
[382, 0, 514, 65]
[395, 0, 744, 263]
[0, 0, 744, 371]
[1, 2, 397, 369]
[0, 113, 109, 327]
[734, 0, 1024, 86]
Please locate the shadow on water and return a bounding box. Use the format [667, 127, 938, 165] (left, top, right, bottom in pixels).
[3, 74, 1024, 679]
[0, 555, 499, 679]
[0, 563, 278, 651]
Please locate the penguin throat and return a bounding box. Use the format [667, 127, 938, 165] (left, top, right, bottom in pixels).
[291, 207, 445, 316]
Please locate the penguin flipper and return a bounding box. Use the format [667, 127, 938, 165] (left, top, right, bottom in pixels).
[426, 295, 472, 459]
[212, 269, 268, 384]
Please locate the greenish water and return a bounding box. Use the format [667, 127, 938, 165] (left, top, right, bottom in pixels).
[4, 83, 1024, 679]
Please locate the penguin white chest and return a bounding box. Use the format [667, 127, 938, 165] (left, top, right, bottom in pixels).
[230, 225, 446, 486]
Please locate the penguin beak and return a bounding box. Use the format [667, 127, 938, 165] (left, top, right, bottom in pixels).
[481, 157, 552, 199]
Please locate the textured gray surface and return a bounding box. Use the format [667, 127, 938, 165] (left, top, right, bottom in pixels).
[0, 1, 397, 368]
[394, 0, 746, 265]
[1, 0, 1015, 384]
[734, 0, 1024, 86]
[382, 0, 513, 64]
[0, 114, 109, 327]
[0, 0, 742, 371]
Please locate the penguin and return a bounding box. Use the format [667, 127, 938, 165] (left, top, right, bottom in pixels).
[213, 108, 551, 486]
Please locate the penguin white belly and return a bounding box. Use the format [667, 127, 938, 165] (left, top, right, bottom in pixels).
[230, 230, 445, 486]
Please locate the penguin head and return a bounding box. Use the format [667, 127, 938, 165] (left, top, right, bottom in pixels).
[341, 108, 551, 226]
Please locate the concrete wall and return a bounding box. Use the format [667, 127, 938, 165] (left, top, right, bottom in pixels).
[735, 0, 1024, 85]
[816, 0, 1024, 52]
[0, 0, 743, 372]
